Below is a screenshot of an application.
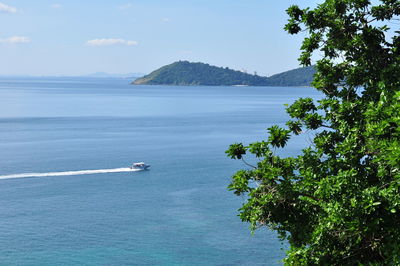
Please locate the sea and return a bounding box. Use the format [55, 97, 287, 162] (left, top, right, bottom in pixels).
[0, 77, 320, 265]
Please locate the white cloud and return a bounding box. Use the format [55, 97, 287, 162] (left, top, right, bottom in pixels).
[125, 40, 138, 46]
[86, 38, 138, 46]
[118, 3, 133, 10]
[0, 36, 31, 44]
[0, 2, 17, 13]
[51, 4, 62, 9]
[162, 18, 171, 23]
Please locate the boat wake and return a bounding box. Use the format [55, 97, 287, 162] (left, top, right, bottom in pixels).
[0, 167, 140, 180]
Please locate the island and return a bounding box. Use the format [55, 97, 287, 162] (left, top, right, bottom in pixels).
[132, 61, 315, 87]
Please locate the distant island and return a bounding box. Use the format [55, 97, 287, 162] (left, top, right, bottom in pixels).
[132, 61, 315, 86]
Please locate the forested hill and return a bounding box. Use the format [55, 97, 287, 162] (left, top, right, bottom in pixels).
[132, 61, 315, 86]
[265, 65, 316, 86]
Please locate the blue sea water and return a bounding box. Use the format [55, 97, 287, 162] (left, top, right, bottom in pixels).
[0, 77, 320, 265]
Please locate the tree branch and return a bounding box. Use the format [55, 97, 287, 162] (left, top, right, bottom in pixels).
[298, 192, 321, 202]
[241, 158, 257, 169]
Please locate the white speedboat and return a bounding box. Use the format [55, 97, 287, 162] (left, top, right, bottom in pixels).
[130, 162, 150, 170]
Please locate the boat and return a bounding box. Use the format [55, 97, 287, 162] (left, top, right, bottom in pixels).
[130, 162, 150, 170]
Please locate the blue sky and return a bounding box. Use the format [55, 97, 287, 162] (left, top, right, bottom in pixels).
[0, 0, 319, 76]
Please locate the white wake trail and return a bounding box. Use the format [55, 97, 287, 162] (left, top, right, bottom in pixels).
[0, 167, 140, 180]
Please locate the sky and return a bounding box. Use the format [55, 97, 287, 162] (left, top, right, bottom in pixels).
[0, 0, 320, 76]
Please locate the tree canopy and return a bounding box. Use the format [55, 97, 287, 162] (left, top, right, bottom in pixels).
[226, 0, 400, 264]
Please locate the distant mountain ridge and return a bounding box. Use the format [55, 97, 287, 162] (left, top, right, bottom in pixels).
[87, 72, 144, 78]
[132, 61, 315, 86]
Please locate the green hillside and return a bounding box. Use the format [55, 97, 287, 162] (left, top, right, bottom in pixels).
[266, 65, 316, 86]
[132, 61, 315, 87]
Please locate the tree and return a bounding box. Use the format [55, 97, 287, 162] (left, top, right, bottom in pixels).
[226, 0, 400, 264]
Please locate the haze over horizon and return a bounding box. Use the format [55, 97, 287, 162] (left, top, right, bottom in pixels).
[1, 0, 319, 76]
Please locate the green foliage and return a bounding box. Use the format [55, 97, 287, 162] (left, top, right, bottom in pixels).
[227, 0, 400, 264]
[226, 143, 247, 159]
[132, 61, 316, 86]
[267, 126, 291, 148]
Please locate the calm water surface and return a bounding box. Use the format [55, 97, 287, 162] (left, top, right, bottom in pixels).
[0, 78, 320, 265]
